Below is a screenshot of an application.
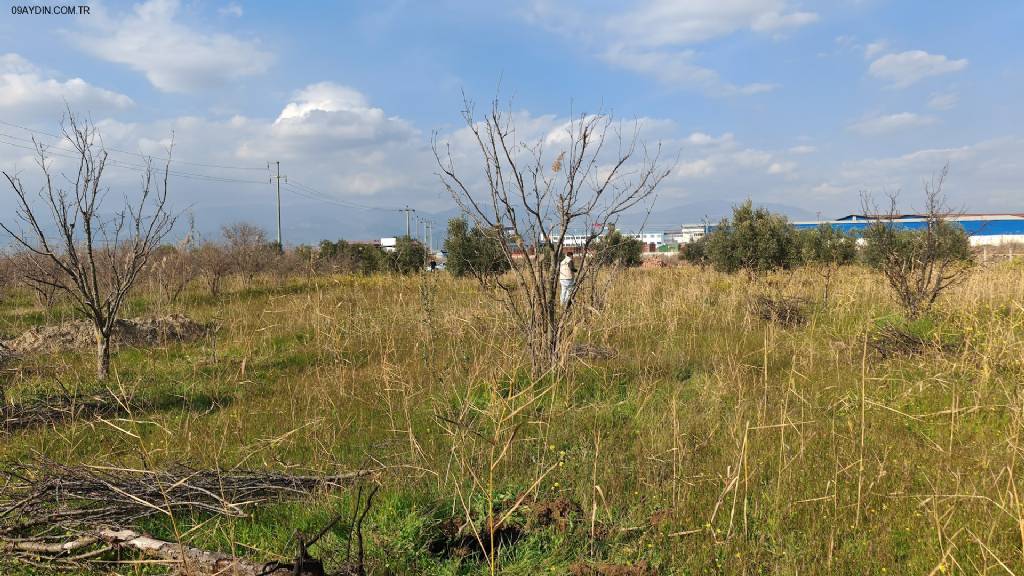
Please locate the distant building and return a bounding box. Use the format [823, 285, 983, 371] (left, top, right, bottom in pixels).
[380, 237, 397, 252]
[666, 225, 708, 245]
[790, 213, 1024, 246]
[547, 229, 666, 250]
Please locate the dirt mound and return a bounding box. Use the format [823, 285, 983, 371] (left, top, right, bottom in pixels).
[641, 258, 667, 269]
[427, 516, 523, 559]
[527, 498, 582, 532]
[4, 314, 214, 355]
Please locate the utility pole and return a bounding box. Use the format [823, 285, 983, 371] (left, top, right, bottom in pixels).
[270, 161, 286, 252]
[401, 206, 415, 238]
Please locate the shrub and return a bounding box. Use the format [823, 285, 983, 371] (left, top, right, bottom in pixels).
[705, 201, 799, 275]
[443, 218, 509, 277]
[222, 222, 277, 282]
[861, 219, 971, 316]
[798, 223, 857, 302]
[318, 240, 386, 275]
[680, 235, 709, 266]
[593, 229, 643, 267]
[860, 167, 973, 317]
[387, 236, 427, 274]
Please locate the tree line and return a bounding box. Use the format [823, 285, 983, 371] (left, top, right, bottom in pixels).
[681, 180, 973, 317]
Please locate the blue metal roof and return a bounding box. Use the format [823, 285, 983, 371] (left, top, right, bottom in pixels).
[792, 217, 1024, 236]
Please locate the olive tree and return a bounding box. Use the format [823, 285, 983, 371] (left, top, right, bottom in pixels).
[387, 236, 427, 274]
[798, 223, 856, 303]
[861, 165, 972, 317]
[443, 217, 509, 277]
[705, 201, 799, 276]
[593, 228, 643, 268]
[0, 113, 176, 379]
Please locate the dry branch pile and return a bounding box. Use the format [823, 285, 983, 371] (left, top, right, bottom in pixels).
[0, 459, 376, 572]
[750, 294, 808, 327]
[0, 341, 13, 364]
[1, 391, 127, 433]
[3, 314, 214, 356]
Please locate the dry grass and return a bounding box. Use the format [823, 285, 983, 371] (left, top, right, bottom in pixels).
[1, 263, 1023, 574]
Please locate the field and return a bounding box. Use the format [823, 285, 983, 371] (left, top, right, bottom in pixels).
[2, 263, 1024, 574]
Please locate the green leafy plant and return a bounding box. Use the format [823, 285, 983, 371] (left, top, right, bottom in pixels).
[443, 218, 510, 277]
[592, 229, 643, 268]
[704, 201, 799, 275]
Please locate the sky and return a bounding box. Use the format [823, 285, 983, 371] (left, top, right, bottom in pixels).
[1, 0, 1022, 243]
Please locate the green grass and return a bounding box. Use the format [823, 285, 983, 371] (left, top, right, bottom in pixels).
[2, 265, 1024, 574]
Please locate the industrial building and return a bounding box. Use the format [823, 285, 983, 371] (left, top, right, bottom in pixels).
[791, 214, 1024, 246]
[491, 213, 1024, 255]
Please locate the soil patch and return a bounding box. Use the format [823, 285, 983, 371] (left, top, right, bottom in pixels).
[527, 497, 582, 532]
[427, 516, 523, 559]
[3, 314, 215, 355]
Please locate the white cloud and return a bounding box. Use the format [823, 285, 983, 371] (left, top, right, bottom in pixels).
[816, 139, 1024, 210]
[676, 158, 715, 177]
[0, 53, 133, 117]
[612, 0, 818, 46]
[868, 50, 968, 89]
[788, 145, 816, 154]
[527, 0, 814, 95]
[276, 83, 372, 122]
[767, 161, 796, 175]
[602, 44, 776, 95]
[686, 131, 735, 146]
[751, 10, 818, 33]
[238, 83, 420, 180]
[218, 2, 243, 17]
[863, 40, 888, 59]
[69, 0, 272, 93]
[927, 91, 959, 111]
[848, 112, 937, 135]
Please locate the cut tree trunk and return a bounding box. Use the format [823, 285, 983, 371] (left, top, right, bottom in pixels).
[95, 329, 110, 380]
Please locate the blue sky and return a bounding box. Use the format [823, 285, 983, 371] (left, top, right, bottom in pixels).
[1, 0, 1022, 241]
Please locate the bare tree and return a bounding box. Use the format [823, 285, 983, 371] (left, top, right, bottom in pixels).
[147, 213, 197, 304]
[861, 165, 973, 317]
[222, 222, 274, 283]
[0, 112, 176, 379]
[434, 97, 669, 369]
[195, 242, 233, 297]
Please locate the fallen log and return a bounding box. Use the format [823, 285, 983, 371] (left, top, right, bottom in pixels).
[99, 528, 294, 575]
[1, 461, 379, 573]
[2, 529, 295, 575]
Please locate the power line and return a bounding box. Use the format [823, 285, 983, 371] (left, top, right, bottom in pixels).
[0, 133, 269, 185]
[0, 120, 427, 239]
[286, 179, 401, 212]
[0, 118, 267, 171]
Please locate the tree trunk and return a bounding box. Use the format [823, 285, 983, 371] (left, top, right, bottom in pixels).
[96, 329, 111, 380]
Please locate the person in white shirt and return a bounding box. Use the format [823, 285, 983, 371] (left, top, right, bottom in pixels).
[559, 250, 577, 306]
